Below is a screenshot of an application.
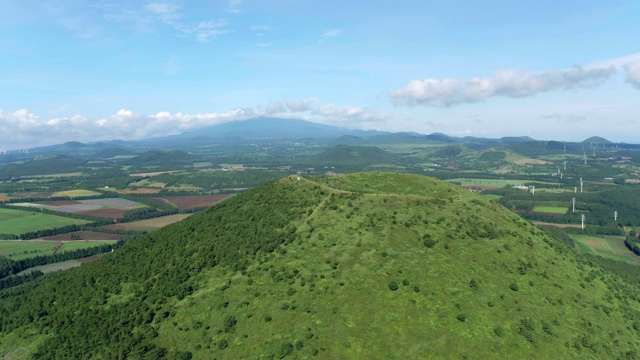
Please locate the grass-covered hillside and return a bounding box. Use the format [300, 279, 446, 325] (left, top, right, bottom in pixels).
[1, 173, 640, 359]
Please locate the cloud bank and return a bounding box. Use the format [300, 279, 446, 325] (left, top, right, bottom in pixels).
[391, 66, 616, 107]
[0, 100, 390, 149]
[625, 62, 640, 88]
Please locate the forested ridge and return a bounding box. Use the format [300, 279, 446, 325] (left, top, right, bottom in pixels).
[1, 173, 640, 359]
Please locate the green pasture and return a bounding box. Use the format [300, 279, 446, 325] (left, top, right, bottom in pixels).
[571, 235, 639, 265]
[0, 208, 87, 235]
[52, 189, 101, 197]
[532, 206, 568, 214]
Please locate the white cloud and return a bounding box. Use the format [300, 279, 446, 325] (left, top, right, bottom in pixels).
[624, 62, 640, 88]
[0, 99, 392, 148]
[100, 1, 229, 42]
[145, 1, 182, 23]
[587, 52, 640, 69]
[189, 19, 229, 42]
[319, 29, 342, 43]
[391, 66, 616, 107]
[541, 113, 586, 123]
[227, 0, 242, 14]
[258, 42, 273, 48]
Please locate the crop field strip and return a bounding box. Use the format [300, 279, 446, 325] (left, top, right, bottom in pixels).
[571, 235, 640, 265]
[103, 214, 191, 232]
[531, 206, 568, 215]
[0, 208, 88, 235]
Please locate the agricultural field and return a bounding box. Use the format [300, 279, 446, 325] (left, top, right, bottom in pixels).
[0, 239, 116, 261]
[51, 189, 101, 198]
[21, 172, 84, 178]
[149, 194, 233, 210]
[42, 231, 122, 241]
[571, 234, 640, 265]
[17, 260, 82, 275]
[532, 206, 568, 215]
[122, 188, 162, 194]
[10, 198, 146, 219]
[0, 208, 88, 235]
[447, 178, 553, 188]
[103, 214, 191, 232]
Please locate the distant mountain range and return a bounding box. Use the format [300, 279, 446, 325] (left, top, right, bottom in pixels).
[10, 117, 639, 157]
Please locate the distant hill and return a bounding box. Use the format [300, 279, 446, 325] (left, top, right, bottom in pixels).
[310, 145, 399, 165]
[2, 173, 640, 358]
[582, 136, 612, 144]
[328, 135, 365, 145]
[165, 117, 388, 142]
[124, 150, 198, 167]
[424, 132, 455, 143]
[499, 136, 536, 143]
[365, 133, 425, 144]
[506, 140, 576, 156]
[412, 144, 476, 159]
[94, 147, 136, 159]
[0, 154, 86, 179]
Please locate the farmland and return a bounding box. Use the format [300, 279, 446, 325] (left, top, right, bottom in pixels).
[446, 178, 553, 187]
[532, 206, 568, 215]
[571, 234, 640, 265]
[150, 194, 233, 210]
[0, 208, 87, 235]
[104, 214, 191, 232]
[9, 198, 147, 219]
[51, 189, 101, 198]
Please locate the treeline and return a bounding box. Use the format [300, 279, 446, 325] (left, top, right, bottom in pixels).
[624, 230, 640, 256]
[121, 207, 178, 222]
[0, 242, 121, 281]
[0, 271, 43, 291]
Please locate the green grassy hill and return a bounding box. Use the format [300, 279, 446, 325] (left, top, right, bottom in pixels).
[1, 173, 640, 359]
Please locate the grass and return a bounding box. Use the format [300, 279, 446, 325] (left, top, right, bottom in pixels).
[532, 206, 568, 214]
[103, 214, 191, 232]
[0, 208, 87, 235]
[571, 234, 639, 265]
[0, 240, 116, 260]
[51, 189, 101, 197]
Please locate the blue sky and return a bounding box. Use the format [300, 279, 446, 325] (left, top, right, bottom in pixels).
[1, 0, 639, 149]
